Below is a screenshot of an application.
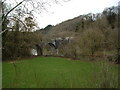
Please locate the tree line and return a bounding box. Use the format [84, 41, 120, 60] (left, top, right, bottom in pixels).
[1, 0, 119, 63]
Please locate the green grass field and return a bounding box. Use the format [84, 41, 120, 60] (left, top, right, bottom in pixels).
[2, 57, 119, 88]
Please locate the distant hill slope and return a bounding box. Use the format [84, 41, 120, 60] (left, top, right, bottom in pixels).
[36, 6, 118, 38]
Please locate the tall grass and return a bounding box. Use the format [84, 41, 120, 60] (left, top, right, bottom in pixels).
[92, 58, 118, 88]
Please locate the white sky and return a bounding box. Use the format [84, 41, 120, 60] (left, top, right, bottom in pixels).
[33, 0, 119, 29]
[5, 0, 119, 28]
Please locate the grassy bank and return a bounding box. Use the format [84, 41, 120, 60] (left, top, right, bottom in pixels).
[2, 57, 119, 88]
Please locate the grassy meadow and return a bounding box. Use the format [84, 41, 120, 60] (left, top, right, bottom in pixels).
[2, 57, 119, 88]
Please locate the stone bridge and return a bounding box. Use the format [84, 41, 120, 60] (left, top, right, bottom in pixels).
[31, 37, 74, 56]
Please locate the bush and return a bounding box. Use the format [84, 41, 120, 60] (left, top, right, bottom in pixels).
[78, 28, 105, 58]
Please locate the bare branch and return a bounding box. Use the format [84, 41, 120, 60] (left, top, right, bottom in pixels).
[1, 0, 6, 4]
[2, 0, 24, 23]
[2, 0, 71, 34]
[9, 16, 28, 30]
[0, 29, 7, 35]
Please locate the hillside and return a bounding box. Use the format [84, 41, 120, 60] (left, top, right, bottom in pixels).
[3, 4, 119, 63]
[37, 6, 118, 40]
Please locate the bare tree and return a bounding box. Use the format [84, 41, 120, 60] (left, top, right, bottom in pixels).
[1, 0, 71, 34]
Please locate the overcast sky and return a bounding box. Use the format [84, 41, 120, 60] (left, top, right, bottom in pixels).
[6, 0, 120, 28]
[33, 0, 119, 29]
